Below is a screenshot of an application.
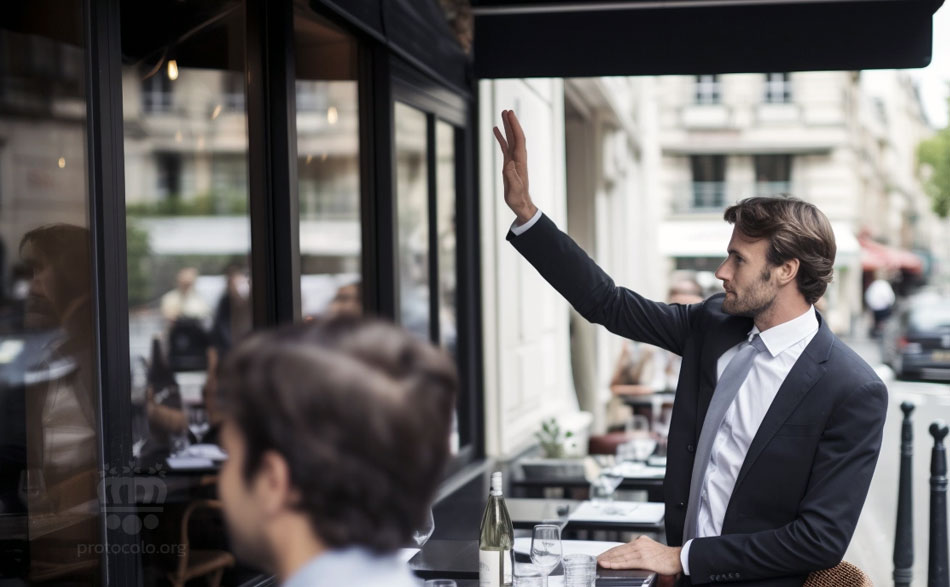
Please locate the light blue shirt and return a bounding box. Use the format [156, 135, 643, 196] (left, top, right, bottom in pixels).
[283, 548, 421, 587]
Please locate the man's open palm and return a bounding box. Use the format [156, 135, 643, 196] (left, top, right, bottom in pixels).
[493, 110, 538, 224]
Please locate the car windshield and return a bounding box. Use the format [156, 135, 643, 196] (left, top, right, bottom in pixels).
[908, 305, 950, 332]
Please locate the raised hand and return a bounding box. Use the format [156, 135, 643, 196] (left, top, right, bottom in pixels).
[492, 110, 538, 225]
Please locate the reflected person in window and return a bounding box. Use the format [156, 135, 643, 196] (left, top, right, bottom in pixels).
[216, 317, 456, 586]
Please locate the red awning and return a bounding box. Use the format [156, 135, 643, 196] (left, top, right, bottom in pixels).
[859, 235, 924, 274]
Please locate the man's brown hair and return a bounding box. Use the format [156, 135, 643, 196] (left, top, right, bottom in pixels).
[217, 317, 458, 552]
[723, 196, 836, 305]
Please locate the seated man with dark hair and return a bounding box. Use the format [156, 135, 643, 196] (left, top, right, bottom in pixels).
[215, 317, 458, 587]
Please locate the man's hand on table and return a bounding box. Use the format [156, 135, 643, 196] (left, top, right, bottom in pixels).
[597, 535, 683, 577]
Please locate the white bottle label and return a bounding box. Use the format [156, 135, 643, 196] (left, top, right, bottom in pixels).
[478, 548, 512, 587]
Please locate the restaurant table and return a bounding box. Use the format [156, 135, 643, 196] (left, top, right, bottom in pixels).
[510, 474, 664, 502]
[410, 539, 655, 585]
[505, 498, 665, 538]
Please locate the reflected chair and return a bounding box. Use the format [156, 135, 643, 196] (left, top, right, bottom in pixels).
[167, 499, 235, 587]
[804, 561, 873, 587]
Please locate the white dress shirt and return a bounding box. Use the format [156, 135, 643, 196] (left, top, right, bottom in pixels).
[283, 547, 420, 587]
[508, 210, 820, 575]
[681, 306, 819, 574]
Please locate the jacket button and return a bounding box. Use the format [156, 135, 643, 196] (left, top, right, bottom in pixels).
[678, 501, 686, 509]
[687, 444, 695, 453]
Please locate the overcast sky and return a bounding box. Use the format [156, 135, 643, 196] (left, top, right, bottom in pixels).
[906, 3, 950, 128]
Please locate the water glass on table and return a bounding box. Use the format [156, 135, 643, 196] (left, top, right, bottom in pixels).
[563, 553, 597, 586]
[530, 524, 562, 587]
[423, 580, 457, 587]
[513, 563, 543, 587]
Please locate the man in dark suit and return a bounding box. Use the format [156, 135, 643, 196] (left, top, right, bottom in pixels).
[493, 110, 887, 586]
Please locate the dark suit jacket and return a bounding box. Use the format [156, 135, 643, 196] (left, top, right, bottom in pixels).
[508, 214, 887, 586]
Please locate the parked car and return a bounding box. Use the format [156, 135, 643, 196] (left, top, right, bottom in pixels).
[881, 293, 950, 381]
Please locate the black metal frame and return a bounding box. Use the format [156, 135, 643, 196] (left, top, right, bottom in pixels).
[246, 0, 301, 327]
[84, 0, 140, 581]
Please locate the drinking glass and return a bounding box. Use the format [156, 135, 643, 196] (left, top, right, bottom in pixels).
[188, 406, 210, 444]
[563, 553, 597, 586]
[412, 507, 435, 547]
[423, 581, 457, 587]
[530, 524, 562, 587]
[591, 468, 624, 503]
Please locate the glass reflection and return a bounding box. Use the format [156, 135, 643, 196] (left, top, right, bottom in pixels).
[122, 9, 247, 585]
[436, 121, 457, 357]
[0, 4, 101, 582]
[294, 10, 362, 320]
[395, 102, 430, 341]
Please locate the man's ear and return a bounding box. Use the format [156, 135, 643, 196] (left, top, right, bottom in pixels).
[253, 450, 293, 515]
[777, 258, 800, 286]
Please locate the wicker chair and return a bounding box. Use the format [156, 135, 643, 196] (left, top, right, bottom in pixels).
[804, 561, 873, 587]
[167, 499, 235, 587]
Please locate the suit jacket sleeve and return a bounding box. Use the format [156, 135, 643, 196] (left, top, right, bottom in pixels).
[507, 213, 699, 355]
[687, 379, 888, 583]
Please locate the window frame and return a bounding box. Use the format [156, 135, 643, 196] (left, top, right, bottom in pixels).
[390, 57, 481, 471]
[764, 72, 793, 103]
[695, 74, 721, 104]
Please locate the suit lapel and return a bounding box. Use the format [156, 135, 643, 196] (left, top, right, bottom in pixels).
[728, 320, 834, 500]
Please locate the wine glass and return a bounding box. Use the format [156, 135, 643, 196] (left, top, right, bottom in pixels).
[530, 524, 562, 587]
[188, 406, 210, 445]
[412, 507, 435, 547]
[591, 468, 625, 513]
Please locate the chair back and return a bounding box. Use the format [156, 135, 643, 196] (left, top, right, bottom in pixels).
[804, 561, 873, 587]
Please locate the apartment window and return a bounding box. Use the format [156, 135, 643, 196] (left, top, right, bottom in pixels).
[142, 71, 173, 112]
[223, 72, 245, 111]
[695, 74, 721, 104]
[754, 154, 792, 196]
[690, 154, 726, 209]
[764, 72, 792, 103]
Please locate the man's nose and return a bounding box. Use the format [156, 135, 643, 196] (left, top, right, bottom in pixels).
[715, 263, 728, 281]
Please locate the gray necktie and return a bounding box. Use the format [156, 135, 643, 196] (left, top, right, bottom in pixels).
[683, 334, 768, 542]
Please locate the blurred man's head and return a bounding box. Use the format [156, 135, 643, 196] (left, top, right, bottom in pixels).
[224, 262, 250, 300]
[668, 278, 703, 305]
[215, 317, 457, 574]
[176, 267, 198, 292]
[19, 224, 91, 329]
[328, 282, 362, 317]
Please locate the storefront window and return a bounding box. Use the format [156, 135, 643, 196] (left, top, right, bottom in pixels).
[0, 3, 102, 582]
[395, 102, 431, 340]
[294, 10, 362, 320]
[121, 5, 249, 584]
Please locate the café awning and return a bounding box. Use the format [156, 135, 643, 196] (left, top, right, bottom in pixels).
[472, 0, 943, 78]
[858, 234, 924, 274]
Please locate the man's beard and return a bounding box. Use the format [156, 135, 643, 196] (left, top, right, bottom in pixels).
[722, 270, 777, 318]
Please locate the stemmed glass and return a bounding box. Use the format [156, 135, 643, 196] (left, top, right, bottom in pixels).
[591, 467, 625, 514]
[530, 524, 562, 587]
[412, 507, 435, 547]
[188, 406, 210, 445]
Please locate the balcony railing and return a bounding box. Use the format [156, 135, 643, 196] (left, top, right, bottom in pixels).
[672, 181, 801, 213]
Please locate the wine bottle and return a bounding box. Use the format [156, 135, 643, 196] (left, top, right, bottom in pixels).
[479, 471, 514, 587]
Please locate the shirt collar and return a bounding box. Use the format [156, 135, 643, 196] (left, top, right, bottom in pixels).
[748, 306, 819, 358]
[282, 547, 403, 587]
